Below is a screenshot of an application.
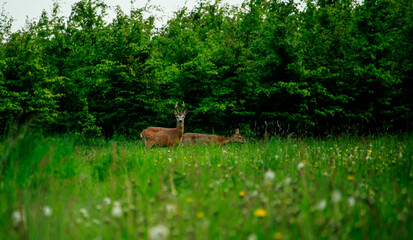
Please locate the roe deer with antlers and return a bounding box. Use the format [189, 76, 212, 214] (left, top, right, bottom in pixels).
[140, 102, 187, 148]
[182, 129, 244, 146]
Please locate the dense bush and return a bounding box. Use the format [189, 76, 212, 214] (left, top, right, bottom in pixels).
[0, 0, 412, 137]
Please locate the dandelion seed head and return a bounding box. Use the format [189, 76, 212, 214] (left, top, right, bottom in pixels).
[111, 201, 123, 218]
[247, 234, 257, 240]
[103, 197, 111, 206]
[348, 196, 356, 207]
[284, 177, 292, 185]
[331, 190, 342, 203]
[316, 199, 327, 210]
[297, 162, 305, 170]
[165, 204, 176, 214]
[11, 210, 22, 226]
[264, 170, 275, 183]
[80, 208, 89, 218]
[149, 224, 169, 240]
[43, 206, 52, 217]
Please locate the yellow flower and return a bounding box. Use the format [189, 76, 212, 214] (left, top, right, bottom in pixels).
[196, 212, 204, 218]
[186, 198, 193, 203]
[347, 175, 355, 181]
[254, 208, 267, 218]
[239, 191, 246, 197]
[218, 164, 221, 167]
[274, 232, 283, 240]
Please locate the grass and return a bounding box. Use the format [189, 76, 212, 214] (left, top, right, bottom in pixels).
[1, 130, 412, 240]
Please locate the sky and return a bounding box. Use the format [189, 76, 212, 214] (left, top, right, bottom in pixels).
[2, 0, 246, 32]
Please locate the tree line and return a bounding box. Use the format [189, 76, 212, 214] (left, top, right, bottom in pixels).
[0, 0, 412, 137]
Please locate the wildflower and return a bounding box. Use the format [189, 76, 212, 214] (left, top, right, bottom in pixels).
[111, 201, 123, 218]
[11, 210, 22, 226]
[217, 164, 221, 167]
[316, 199, 327, 211]
[297, 162, 305, 170]
[223, 150, 227, 154]
[103, 197, 111, 206]
[331, 190, 342, 203]
[283, 177, 292, 185]
[196, 212, 204, 219]
[80, 208, 89, 218]
[348, 196, 356, 207]
[274, 232, 283, 240]
[168, 157, 172, 162]
[166, 204, 177, 214]
[254, 208, 267, 218]
[239, 191, 246, 197]
[149, 224, 169, 240]
[43, 206, 52, 217]
[248, 234, 257, 240]
[347, 175, 355, 181]
[186, 198, 193, 203]
[264, 170, 275, 183]
[92, 218, 101, 225]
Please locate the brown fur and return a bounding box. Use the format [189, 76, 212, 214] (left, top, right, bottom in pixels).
[140, 127, 180, 148]
[140, 102, 187, 149]
[182, 130, 244, 146]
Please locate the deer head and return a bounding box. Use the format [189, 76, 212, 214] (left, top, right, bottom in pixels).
[173, 102, 187, 126]
[230, 128, 244, 144]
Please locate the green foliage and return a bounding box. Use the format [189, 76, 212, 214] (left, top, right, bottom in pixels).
[0, 0, 412, 137]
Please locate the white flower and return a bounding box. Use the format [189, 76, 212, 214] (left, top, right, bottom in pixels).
[247, 233, 257, 240]
[331, 190, 342, 203]
[103, 197, 111, 206]
[297, 162, 306, 170]
[348, 196, 356, 207]
[43, 206, 52, 217]
[111, 201, 123, 218]
[11, 210, 22, 226]
[316, 199, 327, 210]
[264, 170, 275, 183]
[222, 150, 228, 154]
[168, 157, 172, 162]
[149, 224, 169, 240]
[165, 204, 176, 214]
[283, 177, 292, 185]
[80, 208, 89, 218]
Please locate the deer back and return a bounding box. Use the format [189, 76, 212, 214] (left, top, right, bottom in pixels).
[141, 127, 178, 148]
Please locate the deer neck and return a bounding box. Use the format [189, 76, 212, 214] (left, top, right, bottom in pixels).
[218, 136, 231, 145]
[176, 123, 184, 140]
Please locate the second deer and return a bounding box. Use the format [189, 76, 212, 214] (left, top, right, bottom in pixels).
[140, 102, 187, 148]
[182, 129, 244, 146]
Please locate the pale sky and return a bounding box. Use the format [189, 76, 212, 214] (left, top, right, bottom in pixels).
[2, 0, 246, 32]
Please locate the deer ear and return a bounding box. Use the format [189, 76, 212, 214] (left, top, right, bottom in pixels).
[235, 128, 239, 134]
[183, 109, 188, 115]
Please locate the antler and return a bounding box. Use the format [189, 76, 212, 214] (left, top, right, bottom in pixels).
[182, 101, 185, 112]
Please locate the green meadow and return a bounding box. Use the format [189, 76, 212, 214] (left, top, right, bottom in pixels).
[1, 131, 412, 240]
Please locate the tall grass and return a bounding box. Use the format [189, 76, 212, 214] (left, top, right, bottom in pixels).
[1, 131, 412, 239]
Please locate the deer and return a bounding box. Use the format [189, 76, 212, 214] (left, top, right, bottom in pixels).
[140, 102, 187, 149]
[182, 129, 244, 146]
